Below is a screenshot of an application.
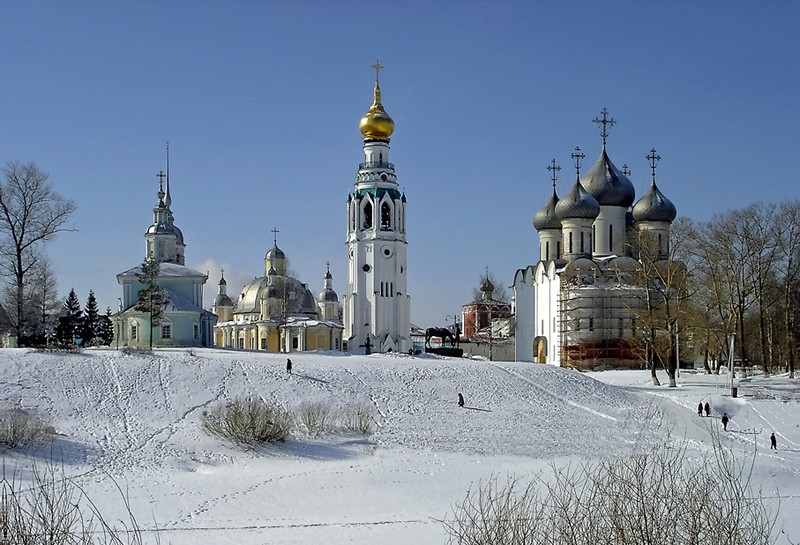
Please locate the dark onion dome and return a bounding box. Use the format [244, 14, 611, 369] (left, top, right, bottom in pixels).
[632, 181, 677, 222]
[480, 276, 494, 293]
[580, 149, 636, 207]
[555, 180, 600, 220]
[533, 191, 561, 231]
[318, 287, 339, 303]
[214, 292, 233, 307]
[324, 269, 333, 280]
[146, 222, 184, 245]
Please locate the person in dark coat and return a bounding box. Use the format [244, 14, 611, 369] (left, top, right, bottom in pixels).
[458, 393, 464, 408]
[721, 413, 729, 431]
[697, 402, 704, 417]
[286, 358, 293, 374]
[704, 402, 711, 417]
[770, 432, 777, 450]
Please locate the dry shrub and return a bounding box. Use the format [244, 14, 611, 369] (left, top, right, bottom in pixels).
[298, 401, 335, 436]
[0, 407, 51, 449]
[339, 403, 374, 435]
[443, 432, 776, 545]
[202, 397, 293, 447]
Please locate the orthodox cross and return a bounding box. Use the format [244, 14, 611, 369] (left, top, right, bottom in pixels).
[271, 226, 279, 245]
[220, 268, 225, 278]
[621, 164, 631, 177]
[547, 158, 561, 193]
[157, 170, 165, 191]
[646, 148, 661, 183]
[372, 59, 383, 83]
[592, 108, 616, 147]
[571, 147, 585, 177]
[326, 261, 331, 273]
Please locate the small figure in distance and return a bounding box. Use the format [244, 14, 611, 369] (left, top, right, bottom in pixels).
[704, 402, 711, 417]
[286, 358, 293, 374]
[697, 402, 703, 417]
[458, 393, 464, 408]
[770, 432, 777, 450]
[721, 413, 729, 431]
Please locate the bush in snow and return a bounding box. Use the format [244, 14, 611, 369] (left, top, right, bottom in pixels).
[202, 398, 293, 447]
[298, 401, 335, 436]
[0, 407, 51, 449]
[0, 461, 157, 544]
[339, 403, 374, 435]
[442, 430, 776, 545]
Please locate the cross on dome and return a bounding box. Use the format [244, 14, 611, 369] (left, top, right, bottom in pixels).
[271, 226, 279, 245]
[547, 159, 561, 193]
[571, 147, 585, 177]
[646, 148, 661, 183]
[372, 59, 383, 83]
[592, 108, 616, 147]
[622, 164, 631, 177]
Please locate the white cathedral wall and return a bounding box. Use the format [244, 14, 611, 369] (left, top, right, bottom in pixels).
[592, 206, 628, 257]
[513, 266, 535, 362]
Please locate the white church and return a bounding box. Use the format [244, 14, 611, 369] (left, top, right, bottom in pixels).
[513, 110, 677, 368]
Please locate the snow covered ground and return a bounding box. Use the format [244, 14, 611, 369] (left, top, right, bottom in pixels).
[1, 348, 799, 544]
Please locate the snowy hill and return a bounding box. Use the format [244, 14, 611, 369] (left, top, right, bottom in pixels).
[2, 348, 799, 544]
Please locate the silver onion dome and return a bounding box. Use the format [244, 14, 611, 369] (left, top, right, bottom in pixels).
[555, 180, 600, 220]
[632, 182, 677, 222]
[533, 191, 561, 231]
[581, 149, 636, 207]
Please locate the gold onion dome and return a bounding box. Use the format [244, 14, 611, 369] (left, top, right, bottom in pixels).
[359, 82, 394, 139]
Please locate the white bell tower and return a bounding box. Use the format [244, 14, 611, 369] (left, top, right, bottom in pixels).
[343, 60, 410, 354]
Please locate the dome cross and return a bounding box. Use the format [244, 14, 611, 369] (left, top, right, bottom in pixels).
[592, 108, 616, 147]
[571, 147, 585, 177]
[622, 164, 631, 177]
[271, 226, 280, 245]
[646, 148, 661, 183]
[546, 159, 561, 193]
[371, 59, 384, 83]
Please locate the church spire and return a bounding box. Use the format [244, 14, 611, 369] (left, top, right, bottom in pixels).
[165, 141, 172, 208]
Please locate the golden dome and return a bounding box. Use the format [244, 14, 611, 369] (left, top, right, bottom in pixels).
[359, 82, 394, 139]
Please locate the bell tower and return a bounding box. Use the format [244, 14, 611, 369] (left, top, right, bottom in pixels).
[343, 60, 410, 354]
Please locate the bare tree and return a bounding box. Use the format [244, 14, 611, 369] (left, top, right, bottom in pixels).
[772, 200, 800, 378]
[0, 161, 76, 343]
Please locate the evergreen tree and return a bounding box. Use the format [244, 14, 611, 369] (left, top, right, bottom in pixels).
[55, 289, 82, 347]
[81, 290, 100, 346]
[134, 255, 165, 349]
[98, 307, 115, 346]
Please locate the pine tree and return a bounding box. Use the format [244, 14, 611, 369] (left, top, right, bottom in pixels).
[98, 307, 115, 346]
[55, 289, 82, 347]
[81, 290, 100, 346]
[134, 255, 165, 349]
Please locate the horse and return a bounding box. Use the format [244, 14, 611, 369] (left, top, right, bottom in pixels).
[425, 327, 458, 348]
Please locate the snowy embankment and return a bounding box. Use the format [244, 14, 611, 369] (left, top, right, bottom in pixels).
[1, 348, 799, 544]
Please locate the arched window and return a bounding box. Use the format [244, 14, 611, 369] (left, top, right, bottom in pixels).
[592, 225, 596, 252]
[580, 232, 585, 253]
[545, 241, 550, 260]
[568, 232, 573, 254]
[363, 201, 373, 229]
[609, 224, 613, 251]
[381, 201, 392, 229]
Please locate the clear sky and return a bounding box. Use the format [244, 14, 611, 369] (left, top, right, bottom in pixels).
[1, 1, 797, 329]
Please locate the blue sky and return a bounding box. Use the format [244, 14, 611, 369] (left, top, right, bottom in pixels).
[1, 1, 797, 329]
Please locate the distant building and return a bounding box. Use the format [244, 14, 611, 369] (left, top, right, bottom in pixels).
[461, 275, 512, 340]
[513, 110, 678, 368]
[212, 233, 343, 352]
[113, 161, 216, 348]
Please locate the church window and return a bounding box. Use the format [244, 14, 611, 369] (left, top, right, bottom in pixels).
[381, 202, 392, 229]
[193, 325, 199, 339]
[568, 232, 573, 254]
[292, 336, 299, 349]
[157, 241, 165, 259]
[580, 232, 585, 253]
[592, 225, 596, 252]
[589, 317, 594, 331]
[363, 202, 373, 229]
[390, 282, 393, 296]
[618, 318, 624, 337]
[609, 225, 613, 251]
[131, 325, 138, 340]
[545, 241, 550, 260]
[557, 241, 561, 259]
[260, 337, 267, 349]
[541, 320, 544, 335]
[161, 324, 171, 339]
[658, 233, 663, 255]
[575, 317, 581, 331]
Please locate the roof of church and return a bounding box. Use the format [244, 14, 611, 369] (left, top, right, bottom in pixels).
[580, 148, 636, 207]
[533, 190, 561, 231]
[117, 262, 207, 281]
[555, 179, 600, 220]
[632, 181, 677, 222]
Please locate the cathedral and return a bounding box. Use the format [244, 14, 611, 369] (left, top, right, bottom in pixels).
[342, 62, 411, 354]
[513, 110, 678, 368]
[211, 232, 343, 352]
[113, 161, 217, 348]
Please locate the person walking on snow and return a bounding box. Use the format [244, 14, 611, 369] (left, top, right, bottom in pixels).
[458, 393, 464, 408]
[698, 402, 704, 417]
[721, 413, 729, 431]
[704, 402, 711, 417]
[770, 432, 777, 450]
[286, 358, 293, 374]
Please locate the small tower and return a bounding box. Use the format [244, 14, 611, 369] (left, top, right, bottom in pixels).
[632, 149, 677, 260]
[555, 148, 600, 261]
[212, 270, 234, 322]
[343, 60, 410, 353]
[317, 263, 340, 320]
[145, 166, 186, 265]
[533, 159, 563, 261]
